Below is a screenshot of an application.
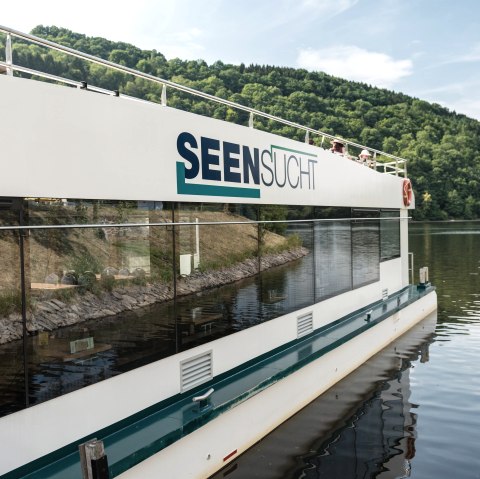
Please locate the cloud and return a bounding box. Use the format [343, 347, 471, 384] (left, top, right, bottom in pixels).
[158, 28, 206, 60]
[429, 43, 480, 69]
[297, 45, 413, 88]
[3, 0, 156, 41]
[298, 0, 359, 15]
[450, 43, 480, 63]
[414, 80, 480, 121]
[257, 0, 359, 32]
[417, 81, 473, 96]
[443, 98, 480, 121]
[2, 0, 209, 55]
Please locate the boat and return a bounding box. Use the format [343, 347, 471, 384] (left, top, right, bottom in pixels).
[0, 26, 437, 479]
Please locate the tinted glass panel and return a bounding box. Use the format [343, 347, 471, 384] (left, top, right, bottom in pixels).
[352, 210, 380, 288]
[175, 204, 260, 349]
[0, 198, 388, 417]
[0, 199, 26, 415]
[259, 221, 314, 320]
[381, 210, 401, 261]
[25, 200, 176, 406]
[314, 220, 352, 301]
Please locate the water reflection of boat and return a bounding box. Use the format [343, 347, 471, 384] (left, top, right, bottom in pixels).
[0, 26, 437, 479]
[211, 312, 436, 479]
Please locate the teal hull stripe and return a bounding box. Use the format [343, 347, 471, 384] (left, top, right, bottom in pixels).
[176, 162, 261, 198]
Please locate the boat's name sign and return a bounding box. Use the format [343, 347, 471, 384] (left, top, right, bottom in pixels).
[176, 132, 318, 199]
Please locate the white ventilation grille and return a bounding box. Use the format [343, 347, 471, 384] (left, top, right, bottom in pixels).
[180, 351, 213, 392]
[297, 312, 313, 338]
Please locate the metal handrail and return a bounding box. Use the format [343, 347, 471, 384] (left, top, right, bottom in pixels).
[192, 388, 214, 403]
[0, 60, 156, 105]
[0, 25, 408, 173]
[0, 216, 409, 231]
[408, 252, 414, 284]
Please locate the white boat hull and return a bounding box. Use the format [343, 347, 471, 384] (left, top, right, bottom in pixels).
[118, 289, 437, 479]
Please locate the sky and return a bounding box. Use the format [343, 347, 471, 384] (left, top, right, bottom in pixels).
[3, 0, 480, 120]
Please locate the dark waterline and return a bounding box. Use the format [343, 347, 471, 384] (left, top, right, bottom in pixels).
[210, 221, 480, 479]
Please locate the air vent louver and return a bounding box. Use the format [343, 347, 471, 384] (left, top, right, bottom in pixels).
[180, 351, 213, 392]
[297, 312, 313, 338]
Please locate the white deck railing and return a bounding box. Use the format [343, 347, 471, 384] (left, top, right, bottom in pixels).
[0, 25, 408, 177]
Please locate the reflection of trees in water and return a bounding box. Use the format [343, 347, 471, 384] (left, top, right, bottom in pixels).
[293, 360, 421, 479]
[409, 222, 480, 326]
[286, 330, 434, 479]
[210, 315, 436, 479]
[315, 222, 352, 299]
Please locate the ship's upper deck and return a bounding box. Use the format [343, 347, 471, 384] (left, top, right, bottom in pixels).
[0, 25, 411, 209]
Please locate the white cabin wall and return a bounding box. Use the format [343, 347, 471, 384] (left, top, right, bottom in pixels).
[380, 258, 403, 295]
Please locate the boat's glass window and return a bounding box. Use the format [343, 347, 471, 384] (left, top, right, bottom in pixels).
[352, 209, 380, 288]
[287, 205, 315, 220]
[175, 209, 261, 350]
[0, 198, 27, 416]
[26, 206, 177, 407]
[0, 199, 391, 416]
[314, 206, 352, 219]
[314, 220, 352, 300]
[259, 215, 315, 321]
[26, 199, 171, 226]
[380, 210, 401, 261]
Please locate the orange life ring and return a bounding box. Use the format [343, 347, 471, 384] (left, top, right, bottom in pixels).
[403, 179, 413, 207]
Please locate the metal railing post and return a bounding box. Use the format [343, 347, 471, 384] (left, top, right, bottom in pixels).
[5, 33, 13, 76]
[249, 112, 254, 128]
[408, 252, 414, 284]
[305, 130, 309, 144]
[161, 83, 167, 106]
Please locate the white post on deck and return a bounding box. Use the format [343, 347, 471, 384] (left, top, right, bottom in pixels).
[6, 33, 13, 76]
[193, 217, 200, 269]
[161, 83, 167, 106]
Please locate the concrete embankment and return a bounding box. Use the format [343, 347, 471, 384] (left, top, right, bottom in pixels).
[0, 247, 308, 345]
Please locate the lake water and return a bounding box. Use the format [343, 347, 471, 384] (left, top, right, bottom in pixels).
[210, 221, 480, 479]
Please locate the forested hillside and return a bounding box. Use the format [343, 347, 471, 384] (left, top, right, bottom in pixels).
[6, 25, 480, 220]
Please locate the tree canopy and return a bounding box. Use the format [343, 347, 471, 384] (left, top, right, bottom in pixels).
[5, 25, 480, 220]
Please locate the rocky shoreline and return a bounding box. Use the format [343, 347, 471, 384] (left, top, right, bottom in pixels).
[0, 247, 308, 345]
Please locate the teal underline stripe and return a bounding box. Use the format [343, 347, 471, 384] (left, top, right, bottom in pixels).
[270, 144, 317, 157]
[176, 162, 261, 198]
